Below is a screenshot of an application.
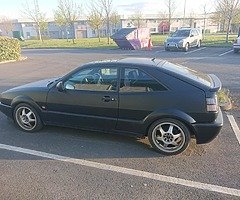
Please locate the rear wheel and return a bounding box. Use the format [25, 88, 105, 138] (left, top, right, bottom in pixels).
[148, 118, 190, 155]
[14, 103, 43, 132]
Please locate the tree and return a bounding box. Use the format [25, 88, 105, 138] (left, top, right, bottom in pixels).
[165, 0, 177, 27]
[22, 0, 47, 42]
[87, 5, 104, 42]
[54, 10, 69, 40]
[215, 0, 240, 42]
[110, 11, 120, 31]
[97, 0, 113, 44]
[0, 16, 13, 36]
[55, 0, 81, 44]
[130, 10, 145, 28]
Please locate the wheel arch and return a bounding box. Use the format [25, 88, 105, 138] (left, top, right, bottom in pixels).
[144, 109, 196, 136]
[11, 96, 42, 115]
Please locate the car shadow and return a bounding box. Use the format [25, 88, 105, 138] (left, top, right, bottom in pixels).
[0, 117, 206, 161]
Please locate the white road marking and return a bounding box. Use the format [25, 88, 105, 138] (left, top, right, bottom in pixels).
[184, 47, 207, 54]
[227, 115, 240, 145]
[218, 50, 233, 57]
[0, 143, 240, 197]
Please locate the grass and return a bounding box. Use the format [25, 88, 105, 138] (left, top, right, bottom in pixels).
[152, 33, 237, 47]
[20, 33, 238, 49]
[20, 38, 117, 49]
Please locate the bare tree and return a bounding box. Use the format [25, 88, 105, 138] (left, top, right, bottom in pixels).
[55, 0, 81, 44]
[22, 0, 47, 42]
[54, 10, 69, 40]
[97, 0, 113, 44]
[130, 10, 145, 28]
[110, 11, 120, 32]
[87, 4, 104, 42]
[165, 0, 177, 27]
[215, 0, 240, 42]
[0, 16, 13, 36]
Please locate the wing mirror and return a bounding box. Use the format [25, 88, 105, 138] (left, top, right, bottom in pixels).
[56, 81, 65, 92]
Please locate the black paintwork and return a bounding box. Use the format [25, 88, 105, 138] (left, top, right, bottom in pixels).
[0, 58, 223, 144]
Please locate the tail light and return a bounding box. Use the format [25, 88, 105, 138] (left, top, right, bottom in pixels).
[206, 95, 218, 112]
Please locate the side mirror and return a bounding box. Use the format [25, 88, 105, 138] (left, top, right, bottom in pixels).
[56, 81, 65, 92]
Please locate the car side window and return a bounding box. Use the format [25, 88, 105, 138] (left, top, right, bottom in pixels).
[64, 67, 118, 91]
[120, 68, 167, 93]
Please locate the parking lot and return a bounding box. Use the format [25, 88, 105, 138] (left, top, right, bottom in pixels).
[0, 47, 239, 199]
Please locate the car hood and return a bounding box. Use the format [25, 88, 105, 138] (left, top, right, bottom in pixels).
[5, 77, 59, 92]
[166, 37, 186, 43]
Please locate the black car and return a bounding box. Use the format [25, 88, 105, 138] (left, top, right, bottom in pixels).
[0, 58, 223, 155]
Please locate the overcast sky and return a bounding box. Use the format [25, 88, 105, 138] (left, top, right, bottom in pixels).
[0, 0, 215, 20]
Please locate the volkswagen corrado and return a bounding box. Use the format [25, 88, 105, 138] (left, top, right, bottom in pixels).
[0, 58, 223, 155]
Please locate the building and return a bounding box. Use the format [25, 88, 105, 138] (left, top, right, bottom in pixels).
[0, 14, 220, 40]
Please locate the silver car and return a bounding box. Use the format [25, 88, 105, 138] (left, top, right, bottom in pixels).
[233, 36, 240, 53]
[164, 28, 202, 52]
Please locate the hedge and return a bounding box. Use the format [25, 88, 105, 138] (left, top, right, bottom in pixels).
[0, 36, 21, 62]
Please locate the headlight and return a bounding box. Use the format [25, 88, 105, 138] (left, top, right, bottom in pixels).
[178, 40, 184, 44]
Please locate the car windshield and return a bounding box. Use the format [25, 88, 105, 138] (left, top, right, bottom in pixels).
[160, 62, 212, 87]
[171, 30, 190, 37]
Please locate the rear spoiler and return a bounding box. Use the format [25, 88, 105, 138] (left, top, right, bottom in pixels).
[209, 74, 222, 92]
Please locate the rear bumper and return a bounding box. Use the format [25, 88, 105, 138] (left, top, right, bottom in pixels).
[192, 109, 223, 144]
[0, 102, 12, 118]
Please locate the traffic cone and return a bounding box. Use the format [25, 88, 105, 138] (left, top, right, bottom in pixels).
[148, 38, 153, 50]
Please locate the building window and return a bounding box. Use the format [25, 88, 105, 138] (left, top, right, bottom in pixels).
[150, 28, 156, 32]
[92, 30, 95, 35]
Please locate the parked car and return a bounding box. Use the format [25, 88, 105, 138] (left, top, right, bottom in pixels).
[0, 58, 223, 155]
[164, 28, 203, 52]
[233, 36, 240, 53]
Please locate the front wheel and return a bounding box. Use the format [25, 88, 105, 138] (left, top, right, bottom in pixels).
[234, 48, 239, 53]
[184, 43, 189, 52]
[14, 103, 43, 132]
[197, 40, 201, 48]
[148, 118, 190, 155]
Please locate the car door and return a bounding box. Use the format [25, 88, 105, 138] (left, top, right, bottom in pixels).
[116, 66, 168, 135]
[188, 30, 196, 47]
[45, 64, 119, 131]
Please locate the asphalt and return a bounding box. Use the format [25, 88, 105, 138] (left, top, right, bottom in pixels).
[0, 47, 239, 200]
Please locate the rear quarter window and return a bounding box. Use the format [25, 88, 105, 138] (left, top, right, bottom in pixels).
[160, 62, 211, 87]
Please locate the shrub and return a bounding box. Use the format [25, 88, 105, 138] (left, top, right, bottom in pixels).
[0, 36, 21, 62]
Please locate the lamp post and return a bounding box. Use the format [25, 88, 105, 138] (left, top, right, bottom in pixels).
[183, 0, 187, 26]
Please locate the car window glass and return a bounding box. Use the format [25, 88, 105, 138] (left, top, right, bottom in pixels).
[120, 68, 167, 92]
[171, 30, 190, 37]
[64, 67, 118, 91]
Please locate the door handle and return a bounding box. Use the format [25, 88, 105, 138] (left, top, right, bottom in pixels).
[102, 96, 116, 102]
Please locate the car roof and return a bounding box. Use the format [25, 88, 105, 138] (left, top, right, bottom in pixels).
[87, 57, 166, 68]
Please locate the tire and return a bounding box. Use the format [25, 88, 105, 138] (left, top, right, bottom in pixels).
[165, 47, 170, 51]
[184, 43, 189, 52]
[234, 48, 239, 53]
[148, 118, 190, 155]
[14, 103, 43, 132]
[197, 40, 201, 48]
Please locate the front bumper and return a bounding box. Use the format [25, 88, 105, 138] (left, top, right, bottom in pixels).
[0, 102, 13, 118]
[233, 44, 240, 49]
[165, 42, 184, 50]
[192, 109, 223, 144]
